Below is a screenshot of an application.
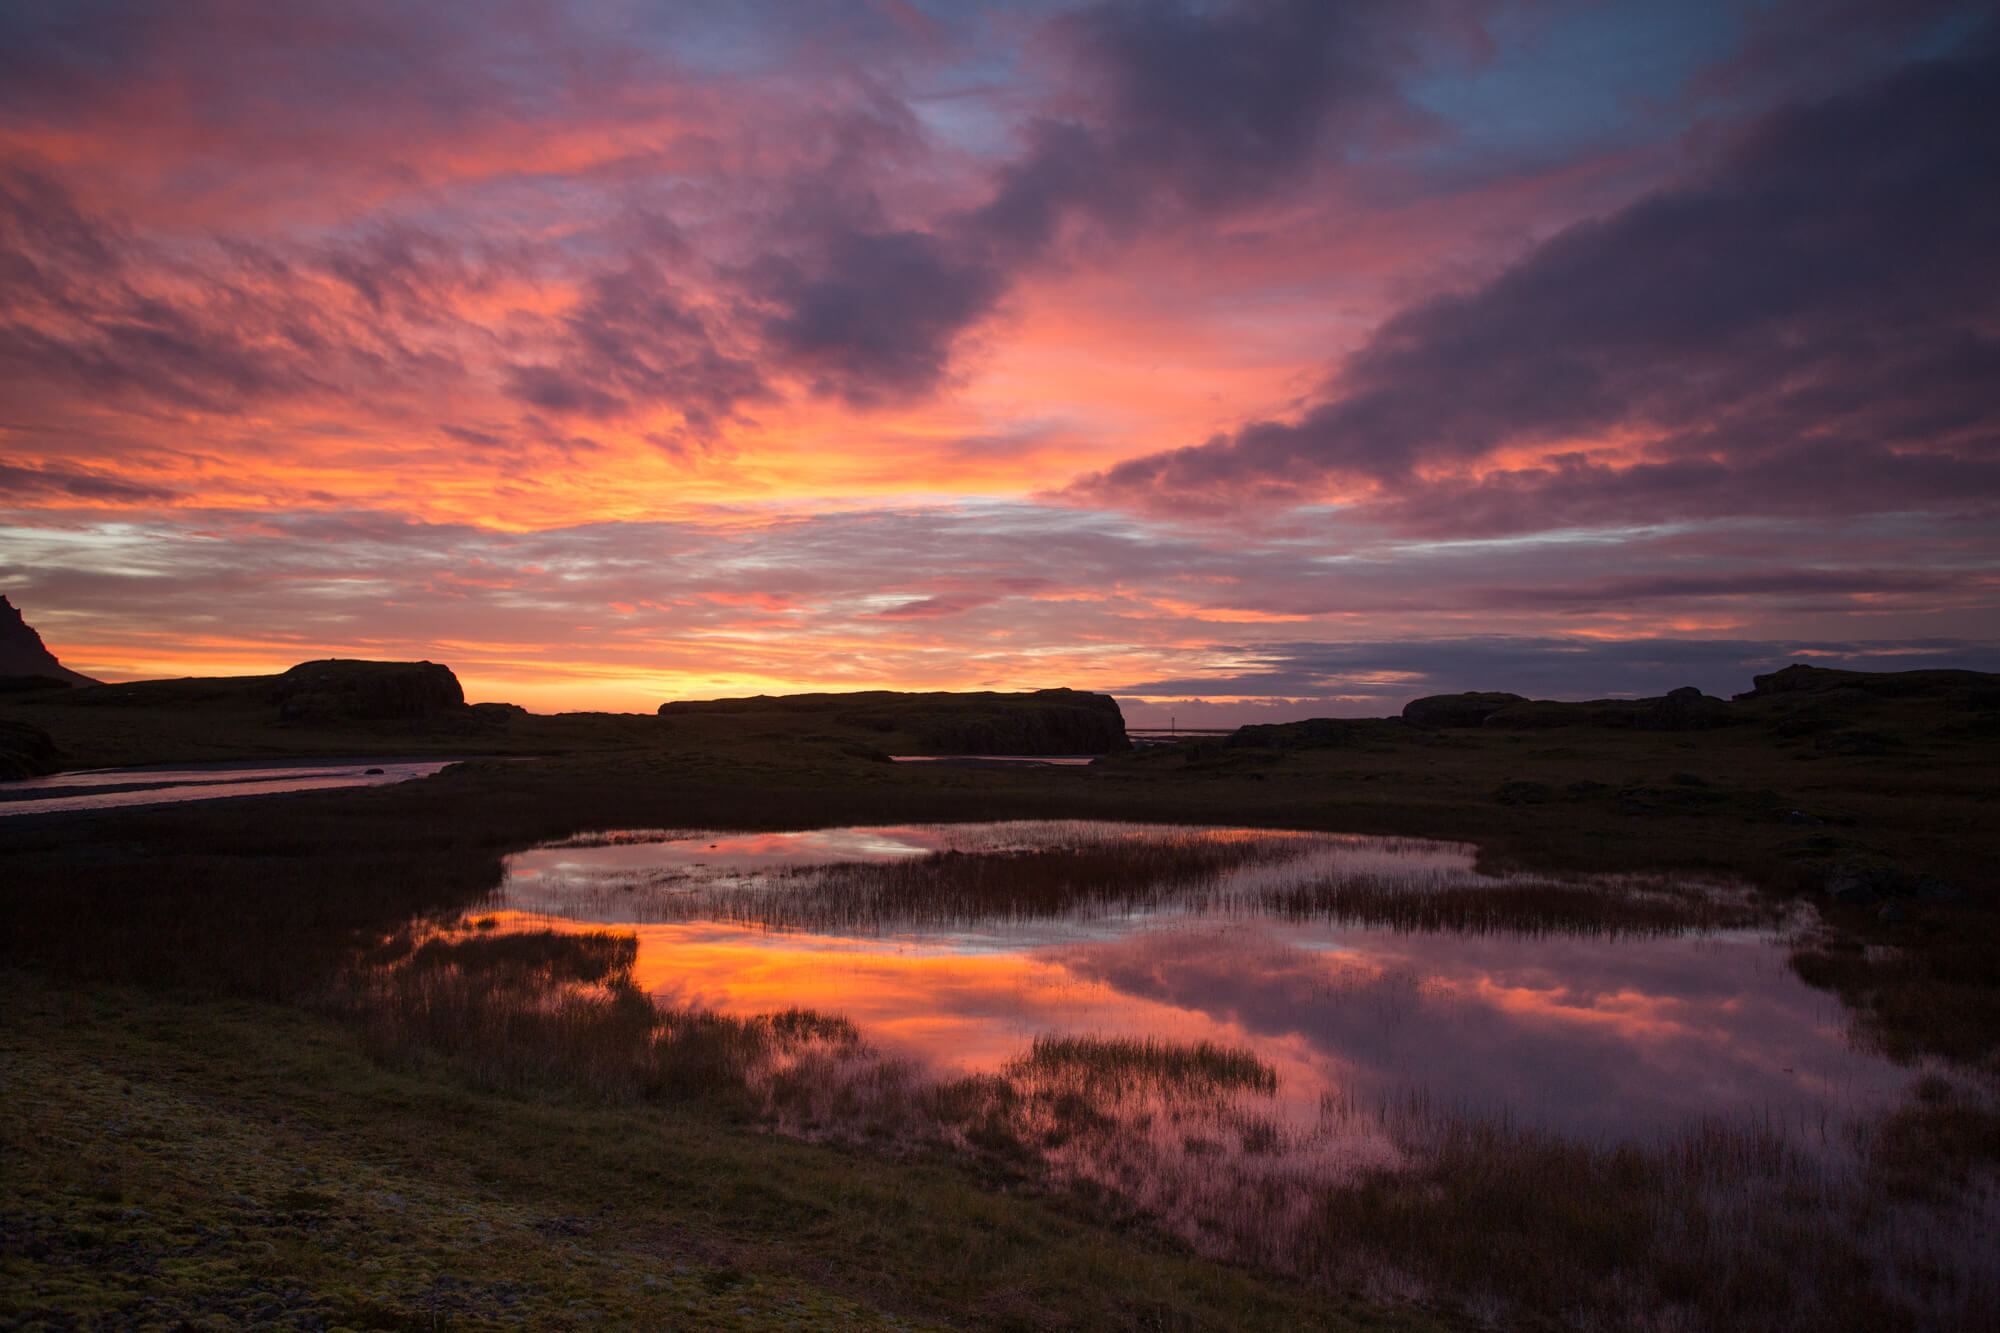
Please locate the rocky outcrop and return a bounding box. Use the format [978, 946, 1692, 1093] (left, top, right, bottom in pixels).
[270, 659, 465, 723]
[659, 687, 1130, 754]
[1400, 692, 1527, 728]
[1641, 686, 1734, 731]
[1463, 686, 1737, 731]
[1225, 717, 1402, 750]
[0, 597, 96, 686]
[1738, 662, 2000, 701]
[0, 718, 61, 779]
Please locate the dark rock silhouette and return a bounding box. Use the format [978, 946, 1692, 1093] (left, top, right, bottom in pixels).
[1225, 717, 1402, 750]
[1737, 662, 2000, 702]
[659, 687, 1129, 754]
[0, 717, 61, 779]
[1264, 664, 1998, 751]
[270, 660, 466, 723]
[1642, 685, 1733, 731]
[0, 597, 97, 687]
[1437, 687, 1736, 732]
[1400, 692, 1527, 728]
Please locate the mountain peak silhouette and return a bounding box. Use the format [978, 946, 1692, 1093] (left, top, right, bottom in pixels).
[0, 597, 99, 685]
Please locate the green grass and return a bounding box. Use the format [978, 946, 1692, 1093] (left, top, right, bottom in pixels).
[0, 969, 1441, 1333]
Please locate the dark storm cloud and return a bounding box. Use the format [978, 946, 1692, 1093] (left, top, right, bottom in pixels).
[1114, 636, 2000, 711]
[505, 260, 766, 430]
[756, 228, 1007, 407]
[756, 0, 1452, 404]
[1366, 447, 2000, 539]
[1066, 32, 2000, 518]
[0, 0, 550, 145]
[1035, 0, 1427, 211]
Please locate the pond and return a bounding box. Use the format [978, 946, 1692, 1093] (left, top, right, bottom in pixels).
[485, 821, 1905, 1154]
[363, 819, 1992, 1325]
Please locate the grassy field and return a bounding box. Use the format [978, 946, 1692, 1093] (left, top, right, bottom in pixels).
[4, 971, 1434, 1332]
[3, 671, 1997, 1327]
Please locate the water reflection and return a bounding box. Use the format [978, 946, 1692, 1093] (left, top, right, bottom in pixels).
[487, 822, 1895, 1150]
[0, 758, 464, 816]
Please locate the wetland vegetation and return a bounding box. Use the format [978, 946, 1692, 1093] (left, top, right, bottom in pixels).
[4, 660, 1999, 1329]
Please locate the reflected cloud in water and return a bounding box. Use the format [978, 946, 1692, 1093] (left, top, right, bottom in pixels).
[490, 822, 1908, 1151]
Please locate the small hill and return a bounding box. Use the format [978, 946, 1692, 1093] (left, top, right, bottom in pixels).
[0, 658, 504, 769]
[1735, 663, 2000, 703]
[271, 659, 465, 723]
[1396, 685, 1734, 732]
[1214, 662, 2000, 751]
[659, 688, 1130, 755]
[0, 597, 97, 687]
[57, 659, 470, 725]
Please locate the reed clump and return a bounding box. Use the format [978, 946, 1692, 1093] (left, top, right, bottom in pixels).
[768, 834, 1302, 928]
[1274, 1097, 2000, 1332]
[1009, 1035, 1279, 1095]
[1267, 872, 1783, 936]
[327, 927, 862, 1110]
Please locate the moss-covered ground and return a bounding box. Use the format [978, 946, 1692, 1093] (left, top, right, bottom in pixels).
[1, 971, 1446, 1332]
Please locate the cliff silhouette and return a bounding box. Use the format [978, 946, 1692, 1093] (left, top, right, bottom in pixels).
[0, 597, 97, 688]
[660, 687, 1130, 754]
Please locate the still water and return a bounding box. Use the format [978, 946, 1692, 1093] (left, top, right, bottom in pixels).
[488, 821, 1907, 1152]
[0, 758, 464, 816]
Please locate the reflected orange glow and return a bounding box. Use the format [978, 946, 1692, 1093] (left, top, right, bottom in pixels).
[469, 858, 1909, 1144]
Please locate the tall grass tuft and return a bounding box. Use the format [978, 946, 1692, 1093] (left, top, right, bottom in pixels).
[1009, 1034, 1278, 1095]
[325, 927, 861, 1110]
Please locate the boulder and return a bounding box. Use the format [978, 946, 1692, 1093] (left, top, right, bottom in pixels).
[1641, 686, 1732, 731]
[0, 718, 61, 779]
[1401, 692, 1527, 729]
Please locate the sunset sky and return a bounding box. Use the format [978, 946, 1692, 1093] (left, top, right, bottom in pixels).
[3, 0, 1995, 722]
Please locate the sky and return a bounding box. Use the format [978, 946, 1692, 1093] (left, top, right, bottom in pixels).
[2, 0, 1996, 723]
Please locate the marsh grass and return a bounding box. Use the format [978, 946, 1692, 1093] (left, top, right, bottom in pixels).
[510, 821, 1780, 938]
[1010, 1034, 1280, 1095]
[334, 918, 1999, 1330]
[1287, 1094, 2000, 1332]
[1265, 870, 1786, 936]
[328, 928, 862, 1109]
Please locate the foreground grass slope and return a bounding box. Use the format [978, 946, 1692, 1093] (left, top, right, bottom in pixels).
[0, 972, 1442, 1332]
